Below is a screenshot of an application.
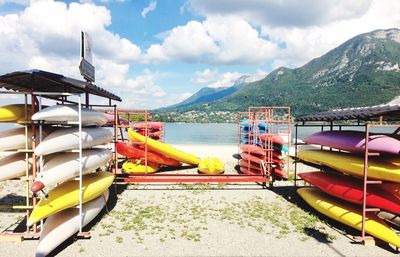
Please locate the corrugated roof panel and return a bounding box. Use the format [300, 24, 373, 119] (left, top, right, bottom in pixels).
[0, 69, 121, 101]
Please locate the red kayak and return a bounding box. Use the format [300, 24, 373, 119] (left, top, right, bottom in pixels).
[299, 171, 400, 215]
[258, 134, 284, 145]
[239, 159, 263, 171]
[137, 130, 162, 138]
[116, 142, 181, 166]
[240, 152, 284, 164]
[272, 166, 288, 180]
[133, 122, 163, 131]
[239, 166, 262, 175]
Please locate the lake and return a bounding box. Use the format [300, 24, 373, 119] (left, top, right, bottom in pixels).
[164, 123, 399, 145]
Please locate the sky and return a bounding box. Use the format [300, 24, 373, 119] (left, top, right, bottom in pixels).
[0, 0, 399, 109]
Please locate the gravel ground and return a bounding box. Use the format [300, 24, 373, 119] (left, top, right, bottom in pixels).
[0, 144, 398, 257]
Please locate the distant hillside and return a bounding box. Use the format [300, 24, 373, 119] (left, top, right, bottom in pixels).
[163, 75, 257, 110]
[169, 28, 400, 117]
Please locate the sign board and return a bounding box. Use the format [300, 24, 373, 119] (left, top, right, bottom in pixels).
[79, 31, 95, 82]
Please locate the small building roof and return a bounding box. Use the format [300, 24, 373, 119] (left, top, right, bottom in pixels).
[296, 104, 400, 122]
[0, 69, 121, 101]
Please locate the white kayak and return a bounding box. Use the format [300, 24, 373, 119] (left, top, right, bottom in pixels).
[31, 149, 112, 193]
[35, 190, 109, 257]
[0, 127, 50, 151]
[34, 127, 113, 156]
[32, 105, 107, 127]
[0, 152, 31, 181]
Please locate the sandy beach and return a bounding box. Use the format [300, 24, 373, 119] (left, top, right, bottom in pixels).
[0, 144, 398, 257]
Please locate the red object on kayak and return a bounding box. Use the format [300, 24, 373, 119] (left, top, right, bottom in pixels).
[299, 171, 400, 215]
[116, 142, 181, 167]
[133, 122, 163, 131]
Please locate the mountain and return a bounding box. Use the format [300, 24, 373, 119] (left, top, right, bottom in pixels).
[174, 28, 400, 117]
[163, 75, 257, 110]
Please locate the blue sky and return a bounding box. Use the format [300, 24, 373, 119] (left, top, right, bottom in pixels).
[0, 0, 399, 108]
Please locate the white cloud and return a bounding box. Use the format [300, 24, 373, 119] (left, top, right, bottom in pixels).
[143, 16, 279, 65]
[188, 0, 372, 28]
[141, 0, 157, 18]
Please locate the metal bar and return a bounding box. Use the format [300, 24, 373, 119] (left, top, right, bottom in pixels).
[361, 124, 369, 240]
[78, 95, 83, 234]
[124, 175, 270, 183]
[294, 123, 298, 186]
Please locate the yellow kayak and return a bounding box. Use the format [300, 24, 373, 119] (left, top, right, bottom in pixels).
[0, 104, 31, 122]
[27, 172, 114, 226]
[198, 157, 224, 174]
[298, 187, 400, 247]
[298, 150, 400, 183]
[122, 161, 159, 174]
[128, 128, 200, 165]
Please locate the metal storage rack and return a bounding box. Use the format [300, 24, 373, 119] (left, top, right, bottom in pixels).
[0, 70, 121, 241]
[238, 106, 291, 186]
[293, 104, 400, 248]
[114, 107, 290, 186]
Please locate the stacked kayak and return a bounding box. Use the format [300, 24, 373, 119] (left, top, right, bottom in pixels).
[30, 105, 114, 256]
[0, 104, 35, 181]
[125, 128, 224, 175]
[240, 120, 268, 145]
[239, 132, 288, 180]
[133, 121, 164, 141]
[297, 130, 400, 248]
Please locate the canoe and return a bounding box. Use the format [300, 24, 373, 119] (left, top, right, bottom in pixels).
[239, 159, 263, 171]
[299, 171, 400, 214]
[32, 105, 107, 126]
[0, 104, 31, 122]
[298, 187, 400, 248]
[35, 190, 109, 257]
[198, 157, 224, 174]
[297, 150, 400, 183]
[304, 130, 400, 154]
[31, 149, 112, 193]
[27, 172, 114, 226]
[377, 211, 400, 228]
[137, 130, 162, 138]
[116, 142, 181, 166]
[240, 120, 268, 130]
[133, 122, 163, 131]
[240, 152, 284, 164]
[0, 153, 31, 181]
[103, 113, 128, 125]
[258, 134, 284, 145]
[380, 182, 400, 199]
[34, 127, 113, 156]
[0, 127, 51, 151]
[0, 127, 32, 151]
[272, 166, 288, 180]
[122, 161, 159, 174]
[239, 166, 261, 175]
[128, 128, 200, 165]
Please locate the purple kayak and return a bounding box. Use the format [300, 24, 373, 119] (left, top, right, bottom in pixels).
[304, 130, 400, 155]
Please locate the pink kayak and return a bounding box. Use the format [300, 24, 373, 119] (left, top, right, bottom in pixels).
[304, 130, 400, 154]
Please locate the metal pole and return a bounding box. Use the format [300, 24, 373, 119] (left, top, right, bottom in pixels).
[78, 95, 83, 233]
[361, 124, 369, 239]
[294, 123, 298, 187]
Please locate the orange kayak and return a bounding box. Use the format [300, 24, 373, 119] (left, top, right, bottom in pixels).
[116, 142, 181, 167]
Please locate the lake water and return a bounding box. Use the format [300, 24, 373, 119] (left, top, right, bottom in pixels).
[0, 122, 396, 146]
[164, 123, 399, 145]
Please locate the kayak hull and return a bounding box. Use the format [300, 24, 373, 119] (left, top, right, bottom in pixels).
[298, 187, 400, 247]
